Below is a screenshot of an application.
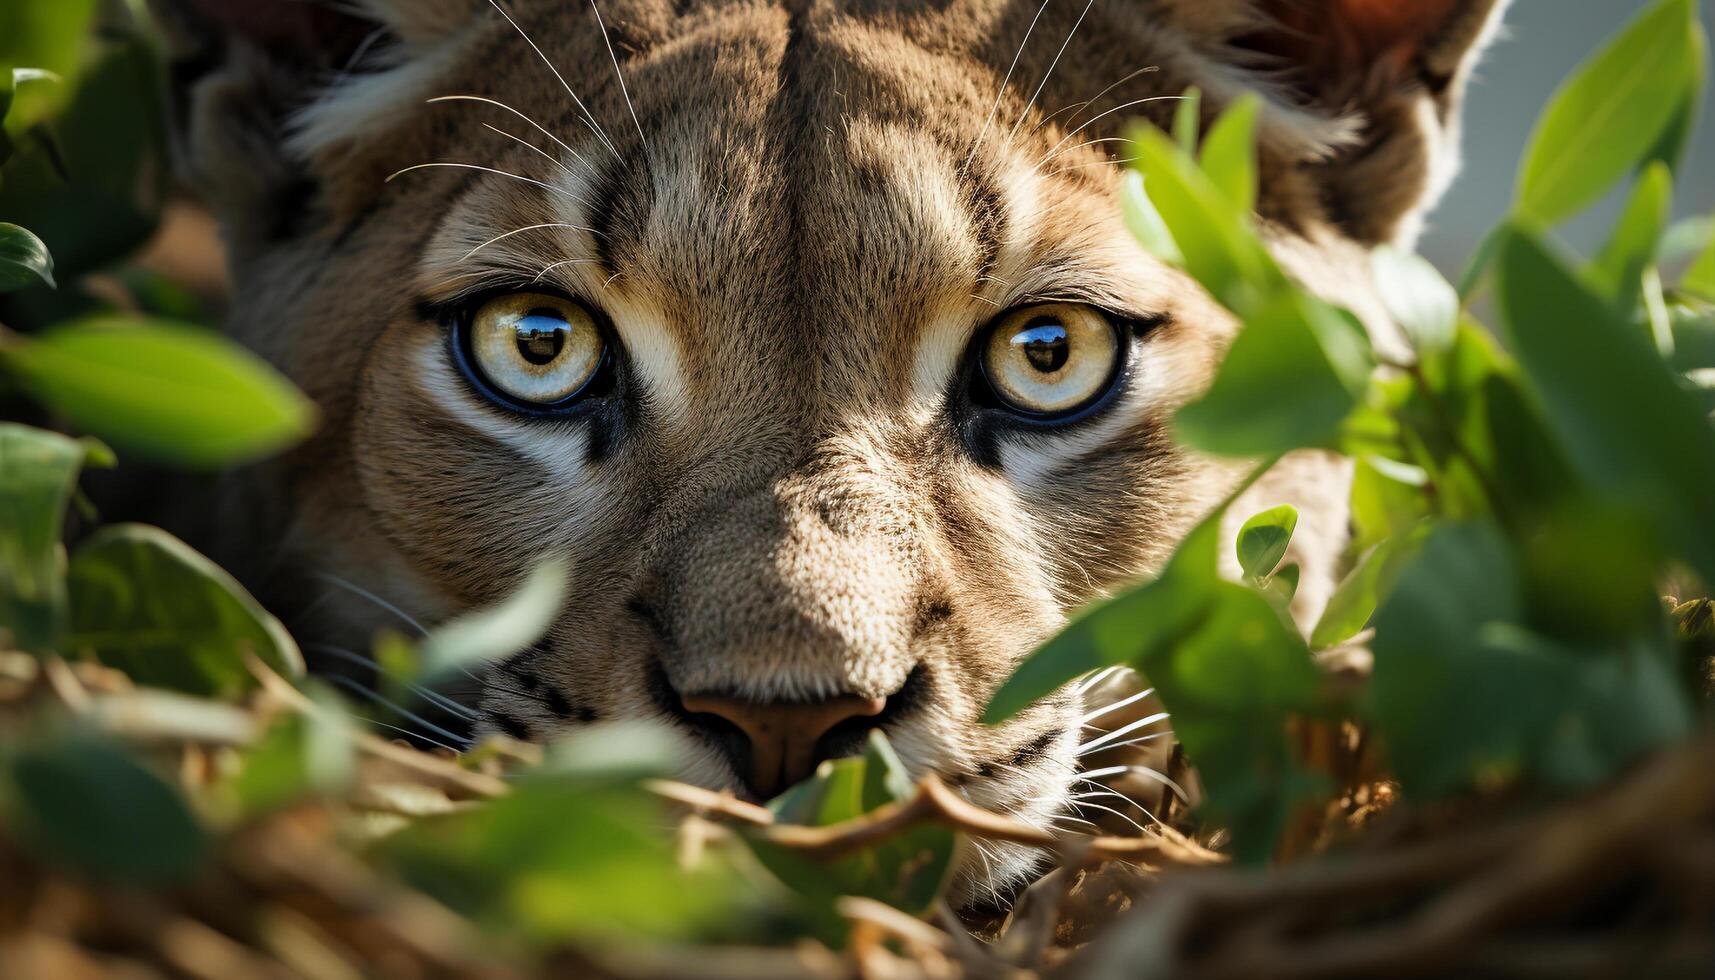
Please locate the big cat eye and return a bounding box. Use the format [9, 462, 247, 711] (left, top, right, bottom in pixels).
[456, 292, 608, 411]
[978, 303, 1122, 418]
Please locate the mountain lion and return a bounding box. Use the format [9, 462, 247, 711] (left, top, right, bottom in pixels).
[148, 0, 1503, 902]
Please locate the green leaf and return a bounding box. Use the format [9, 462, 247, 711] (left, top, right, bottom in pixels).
[0, 221, 54, 290]
[0, 424, 85, 653]
[981, 514, 1224, 725]
[2, 317, 317, 468]
[0, 0, 99, 130]
[1236, 505, 1296, 580]
[1685, 212, 1715, 301]
[1645, 15, 1707, 176]
[1172, 86, 1201, 154]
[1371, 522, 1692, 799]
[1127, 123, 1284, 315]
[1119, 170, 1182, 266]
[1309, 528, 1422, 649]
[1371, 246, 1457, 355]
[64, 524, 304, 697]
[383, 775, 752, 943]
[1145, 581, 1323, 862]
[1493, 227, 1715, 586]
[1514, 0, 1703, 226]
[751, 731, 955, 916]
[1175, 291, 1370, 457]
[417, 557, 570, 683]
[1198, 94, 1259, 214]
[2, 734, 207, 884]
[1589, 162, 1671, 309]
[227, 692, 355, 816]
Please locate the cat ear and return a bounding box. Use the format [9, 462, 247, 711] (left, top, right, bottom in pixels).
[147, 0, 481, 244]
[1161, 0, 1509, 244]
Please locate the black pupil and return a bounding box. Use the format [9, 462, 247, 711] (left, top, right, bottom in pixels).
[515, 311, 569, 366]
[1012, 318, 1070, 374]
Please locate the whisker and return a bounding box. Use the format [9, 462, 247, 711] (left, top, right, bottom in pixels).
[481, 123, 576, 179]
[1068, 796, 1151, 835]
[532, 258, 605, 283]
[1076, 731, 1172, 756]
[1030, 65, 1161, 140]
[588, 0, 649, 158]
[327, 675, 473, 750]
[1072, 664, 1130, 694]
[482, 0, 622, 162]
[964, 0, 1055, 170]
[315, 573, 428, 637]
[387, 163, 585, 204]
[428, 95, 589, 169]
[460, 222, 600, 261]
[1005, 0, 1097, 142]
[1037, 96, 1181, 169]
[1076, 712, 1171, 754]
[1079, 686, 1156, 725]
[307, 643, 479, 721]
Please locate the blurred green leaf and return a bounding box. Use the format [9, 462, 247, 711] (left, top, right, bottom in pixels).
[1171, 86, 1200, 154]
[383, 773, 751, 943]
[1645, 12, 1707, 175]
[535, 719, 682, 784]
[228, 690, 355, 815]
[1175, 291, 1370, 457]
[1127, 123, 1283, 315]
[1235, 505, 1295, 580]
[2, 733, 207, 884]
[1119, 170, 1181, 266]
[0, 423, 84, 653]
[417, 557, 570, 683]
[2, 316, 317, 468]
[982, 515, 1223, 725]
[752, 732, 955, 916]
[1514, 0, 1703, 226]
[1493, 227, 1715, 585]
[1372, 246, 1457, 355]
[64, 524, 304, 697]
[1372, 522, 1693, 799]
[1685, 214, 1715, 301]
[1310, 528, 1423, 650]
[1590, 162, 1671, 310]
[0, 29, 165, 283]
[1198, 94, 1258, 214]
[0, 222, 54, 290]
[0, 0, 99, 130]
[1147, 581, 1322, 862]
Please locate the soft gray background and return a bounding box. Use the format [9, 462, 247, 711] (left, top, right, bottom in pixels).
[1418, 0, 1715, 274]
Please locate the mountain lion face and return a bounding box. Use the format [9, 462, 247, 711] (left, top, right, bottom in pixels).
[153, 0, 1502, 901]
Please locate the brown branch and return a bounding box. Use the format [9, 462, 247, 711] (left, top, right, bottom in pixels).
[649, 773, 1225, 867]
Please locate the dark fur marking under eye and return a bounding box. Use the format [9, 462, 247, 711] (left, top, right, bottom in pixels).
[1009, 730, 1058, 769]
[488, 710, 532, 741]
[955, 164, 1007, 283]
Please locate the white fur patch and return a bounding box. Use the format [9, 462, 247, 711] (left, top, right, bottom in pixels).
[287, 25, 482, 161]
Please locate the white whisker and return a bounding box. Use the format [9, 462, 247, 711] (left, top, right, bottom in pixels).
[1006, 0, 1097, 142]
[315, 573, 428, 637]
[1079, 686, 1155, 725]
[308, 643, 479, 721]
[428, 94, 587, 168]
[965, 0, 1054, 169]
[533, 258, 605, 283]
[327, 675, 473, 750]
[482, 0, 622, 162]
[589, 0, 649, 156]
[1076, 712, 1171, 754]
[1077, 731, 1172, 756]
[387, 162, 585, 204]
[460, 223, 600, 261]
[481, 123, 576, 178]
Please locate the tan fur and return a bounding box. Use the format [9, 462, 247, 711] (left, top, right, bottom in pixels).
[150, 0, 1505, 903]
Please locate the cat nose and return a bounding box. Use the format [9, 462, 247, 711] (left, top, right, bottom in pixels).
[679, 692, 888, 799]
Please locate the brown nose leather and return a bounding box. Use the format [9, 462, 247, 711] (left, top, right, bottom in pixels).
[680, 693, 887, 798]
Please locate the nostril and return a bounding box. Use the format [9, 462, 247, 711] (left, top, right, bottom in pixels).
[679, 692, 888, 799]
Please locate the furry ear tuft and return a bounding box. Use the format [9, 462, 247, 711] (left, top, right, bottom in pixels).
[1155, 0, 1508, 245]
[148, 0, 482, 248]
